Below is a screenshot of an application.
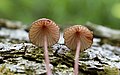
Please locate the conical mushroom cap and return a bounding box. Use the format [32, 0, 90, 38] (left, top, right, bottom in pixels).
[64, 25, 93, 51]
[29, 18, 60, 47]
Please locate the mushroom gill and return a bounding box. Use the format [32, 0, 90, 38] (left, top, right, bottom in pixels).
[29, 18, 60, 47]
[64, 25, 93, 51]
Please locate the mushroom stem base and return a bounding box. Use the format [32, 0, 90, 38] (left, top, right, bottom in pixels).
[44, 36, 52, 75]
[74, 40, 80, 75]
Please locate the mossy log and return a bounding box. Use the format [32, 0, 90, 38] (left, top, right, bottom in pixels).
[85, 22, 120, 41]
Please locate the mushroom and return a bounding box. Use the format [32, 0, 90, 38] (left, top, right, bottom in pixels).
[29, 18, 60, 75]
[63, 25, 93, 75]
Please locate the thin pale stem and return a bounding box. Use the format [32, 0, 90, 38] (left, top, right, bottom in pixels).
[74, 40, 80, 75]
[44, 35, 52, 75]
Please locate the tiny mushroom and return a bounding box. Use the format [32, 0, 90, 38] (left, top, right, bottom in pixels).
[29, 18, 60, 75]
[63, 25, 93, 75]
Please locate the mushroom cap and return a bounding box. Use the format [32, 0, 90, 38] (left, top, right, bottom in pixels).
[29, 18, 60, 47]
[64, 25, 93, 51]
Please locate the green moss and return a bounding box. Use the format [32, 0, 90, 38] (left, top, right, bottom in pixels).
[80, 63, 88, 71]
[52, 63, 73, 75]
[79, 52, 89, 58]
[97, 66, 120, 75]
[0, 64, 14, 75]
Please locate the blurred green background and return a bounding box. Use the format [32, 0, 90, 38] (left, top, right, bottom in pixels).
[0, 0, 120, 29]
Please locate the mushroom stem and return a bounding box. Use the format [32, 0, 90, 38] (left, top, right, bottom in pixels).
[44, 35, 52, 75]
[74, 40, 80, 75]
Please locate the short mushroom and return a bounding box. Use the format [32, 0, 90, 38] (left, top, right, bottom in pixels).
[29, 18, 60, 75]
[63, 25, 93, 75]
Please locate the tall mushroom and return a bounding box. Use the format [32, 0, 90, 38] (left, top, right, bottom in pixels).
[29, 18, 60, 75]
[63, 25, 93, 75]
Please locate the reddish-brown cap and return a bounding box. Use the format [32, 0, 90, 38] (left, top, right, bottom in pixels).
[64, 25, 93, 51]
[29, 18, 60, 47]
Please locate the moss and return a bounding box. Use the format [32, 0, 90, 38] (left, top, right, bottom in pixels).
[79, 52, 89, 58]
[80, 63, 88, 71]
[52, 63, 73, 75]
[97, 66, 119, 75]
[0, 64, 14, 75]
